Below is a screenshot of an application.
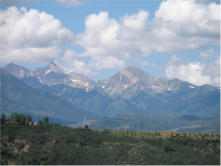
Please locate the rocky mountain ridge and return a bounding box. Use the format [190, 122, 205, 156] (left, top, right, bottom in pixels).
[1, 63, 220, 131]
[4, 61, 94, 90]
[4, 62, 204, 97]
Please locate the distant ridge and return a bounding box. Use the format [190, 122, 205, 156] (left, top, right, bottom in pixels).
[3, 63, 220, 121]
[1, 68, 96, 123]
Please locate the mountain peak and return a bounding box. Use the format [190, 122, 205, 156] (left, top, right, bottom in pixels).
[125, 66, 142, 71]
[4, 63, 32, 78]
[122, 66, 144, 74]
[47, 61, 59, 69]
[119, 66, 153, 80]
[5, 63, 27, 70]
[5, 62, 17, 67]
[97, 65, 160, 96]
[43, 61, 64, 74]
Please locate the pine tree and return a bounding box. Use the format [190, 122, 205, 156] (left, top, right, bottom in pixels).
[25, 115, 32, 125]
[37, 120, 43, 128]
[43, 117, 49, 128]
[10, 113, 19, 124]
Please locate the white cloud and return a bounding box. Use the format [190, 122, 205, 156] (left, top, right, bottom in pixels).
[57, 0, 219, 78]
[200, 49, 217, 59]
[166, 55, 220, 87]
[75, 10, 151, 72]
[90, 56, 125, 70]
[1, 0, 219, 82]
[121, 10, 149, 31]
[202, 56, 220, 87]
[77, 12, 120, 52]
[57, 48, 125, 76]
[56, 49, 95, 76]
[150, 0, 219, 52]
[56, 0, 85, 7]
[0, 6, 73, 64]
[1, 47, 61, 64]
[155, 0, 219, 43]
[75, 0, 220, 65]
[166, 60, 211, 86]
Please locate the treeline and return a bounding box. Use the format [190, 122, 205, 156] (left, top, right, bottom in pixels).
[1, 113, 219, 140]
[1, 113, 52, 129]
[112, 129, 219, 140]
[1, 113, 220, 165]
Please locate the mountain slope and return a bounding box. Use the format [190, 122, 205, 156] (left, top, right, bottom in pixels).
[3, 63, 220, 119]
[0, 68, 95, 123]
[95, 66, 220, 117]
[37, 84, 145, 117]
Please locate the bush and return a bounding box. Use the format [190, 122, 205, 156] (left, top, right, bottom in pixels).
[164, 144, 175, 153]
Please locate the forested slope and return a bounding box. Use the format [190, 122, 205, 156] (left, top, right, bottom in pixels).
[1, 113, 220, 165]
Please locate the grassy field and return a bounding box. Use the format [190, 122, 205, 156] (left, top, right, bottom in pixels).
[0, 114, 220, 165]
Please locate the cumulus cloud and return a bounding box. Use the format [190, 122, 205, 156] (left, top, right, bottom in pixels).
[1, 0, 220, 82]
[76, 0, 219, 58]
[202, 56, 220, 87]
[166, 60, 211, 86]
[90, 56, 125, 70]
[56, 49, 94, 76]
[57, 48, 125, 76]
[77, 10, 151, 59]
[77, 12, 121, 54]
[56, 0, 85, 7]
[1, 47, 61, 64]
[166, 55, 220, 87]
[60, 0, 219, 79]
[0, 6, 73, 64]
[154, 0, 219, 50]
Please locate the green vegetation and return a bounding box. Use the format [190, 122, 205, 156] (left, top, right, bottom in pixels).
[88, 114, 220, 133]
[1, 113, 220, 165]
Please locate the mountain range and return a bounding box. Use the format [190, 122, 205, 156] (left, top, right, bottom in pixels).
[1, 62, 220, 132]
[0, 68, 95, 124]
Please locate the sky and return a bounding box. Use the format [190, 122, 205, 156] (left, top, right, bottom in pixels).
[0, 0, 220, 87]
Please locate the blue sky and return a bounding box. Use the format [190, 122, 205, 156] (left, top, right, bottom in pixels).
[0, 0, 220, 86]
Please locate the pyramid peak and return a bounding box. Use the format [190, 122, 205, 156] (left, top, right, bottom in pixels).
[124, 66, 142, 71]
[4, 63, 29, 71]
[5, 62, 18, 67]
[48, 60, 57, 66]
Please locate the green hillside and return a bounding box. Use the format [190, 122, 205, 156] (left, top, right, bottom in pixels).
[1, 114, 220, 165]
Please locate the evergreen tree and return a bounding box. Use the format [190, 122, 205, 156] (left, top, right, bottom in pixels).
[84, 125, 89, 129]
[25, 115, 32, 125]
[1, 114, 6, 121]
[43, 117, 49, 128]
[1, 114, 6, 124]
[10, 113, 19, 124]
[18, 114, 25, 125]
[37, 120, 43, 128]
